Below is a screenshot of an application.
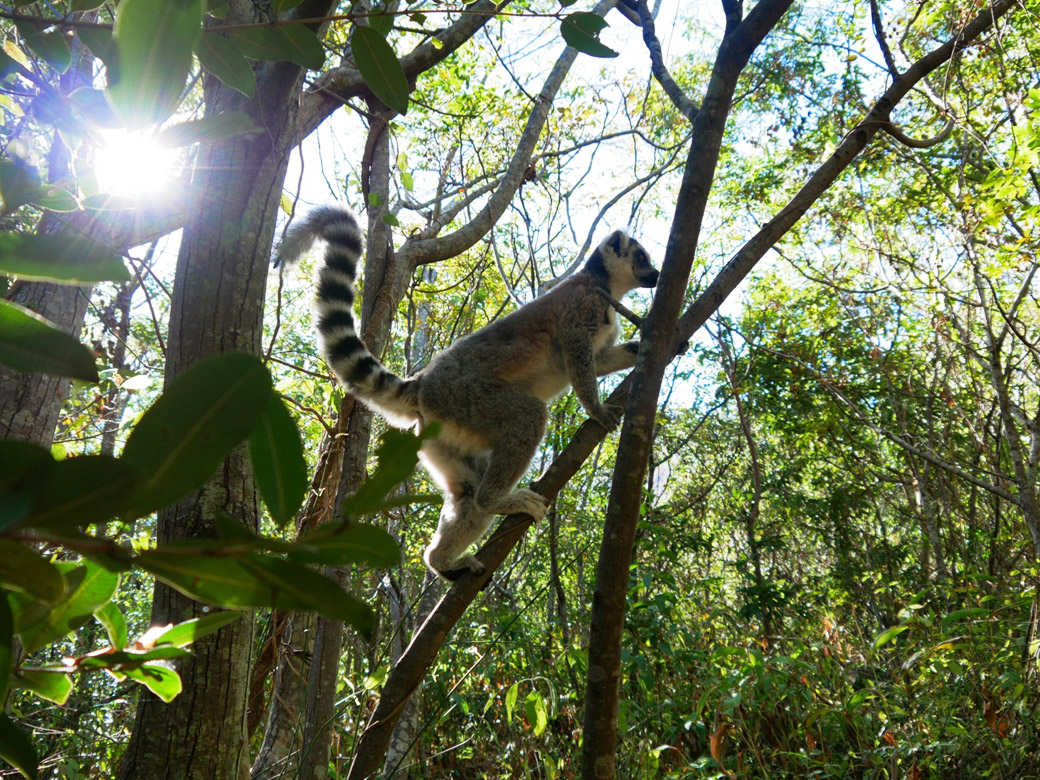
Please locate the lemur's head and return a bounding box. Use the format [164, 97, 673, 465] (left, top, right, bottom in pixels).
[586, 231, 659, 295]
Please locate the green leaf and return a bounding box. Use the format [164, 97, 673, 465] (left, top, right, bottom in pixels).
[31, 187, 79, 212]
[0, 159, 42, 212]
[505, 681, 518, 724]
[249, 394, 308, 527]
[74, 29, 114, 68]
[71, 646, 190, 672]
[26, 454, 142, 530]
[123, 663, 182, 702]
[158, 112, 256, 147]
[71, 0, 106, 10]
[14, 669, 72, 704]
[151, 611, 242, 647]
[238, 556, 375, 634]
[0, 300, 99, 383]
[351, 25, 409, 114]
[293, 522, 400, 568]
[15, 21, 71, 73]
[872, 624, 910, 651]
[340, 427, 428, 517]
[121, 352, 272, 517]
[107, 0, 204, 125]
[0, 441, 49, 531]
[195, 32, 256, 98]
[138, 550, 374, 634]
[94, 601, 128, 650]
[0, 231, 130, 284]
[0, 593, 12, 702]
[0, 712, 38, 780]
[230, 25, 325, 69]
[367, 8, 394, 38]
[524, 691, 548, 736]
[16, 561, 118, 653]
[0, 541, 63, 602]
[560, 13, 618, 58]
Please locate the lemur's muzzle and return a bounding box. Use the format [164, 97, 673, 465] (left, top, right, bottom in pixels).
[640, 268, 660, 288]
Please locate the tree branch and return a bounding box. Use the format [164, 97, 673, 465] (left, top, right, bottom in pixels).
[620, 0, 698, 121]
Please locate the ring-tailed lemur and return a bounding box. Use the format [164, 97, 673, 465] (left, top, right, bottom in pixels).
[275, 206, 659, 581]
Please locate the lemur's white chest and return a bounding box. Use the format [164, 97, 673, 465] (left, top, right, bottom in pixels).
[593, 308, 620, 353]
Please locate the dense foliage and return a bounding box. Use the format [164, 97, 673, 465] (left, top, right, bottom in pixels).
[0, 0, 1038, 778]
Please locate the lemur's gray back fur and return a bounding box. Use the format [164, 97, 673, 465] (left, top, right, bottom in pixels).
[277, 205, 659, 581]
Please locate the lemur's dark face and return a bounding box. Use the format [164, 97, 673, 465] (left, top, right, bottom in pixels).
[630, 243, 659, 288]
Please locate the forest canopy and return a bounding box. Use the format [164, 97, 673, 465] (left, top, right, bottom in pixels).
[0, 1, 1038, 778]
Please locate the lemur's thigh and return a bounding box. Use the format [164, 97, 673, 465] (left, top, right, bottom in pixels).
[475, 390, 548, 518]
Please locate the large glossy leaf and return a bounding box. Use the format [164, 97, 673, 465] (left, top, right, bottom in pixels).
[138, 551, 374, 634]
[0, 300, 99, 383]
[94, 602, 127, 650]
[340, 427, 428, 518]
[26, 454, 142, 530]
[121, 352, 272, 517]
[0, 593, 11, 702]
[158, 111, 256, 147]
[107, 0, 204, 125]
[122, 664, 182, 702]
[0, 541, 63, 602]
[560, 13, 618, 58]
[151, 611, 242, 647]
[293, 523, 400, 568]
[238, 556, 374, 635]
[17, 561, 118, 653]
[14, 669, 72, 705]
[15, 21, 71, 73]
[0, 441, 50, 532]
[249, 394, 308, 527]
[230, 25, 325, 69]
[0, 230, 128, 284]
[351, 25, 409, 114]
[0, 712, 38, 780]
[195, 32, 256, 98]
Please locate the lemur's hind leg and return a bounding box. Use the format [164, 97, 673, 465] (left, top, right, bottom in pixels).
[473, 391, 549, 521]
[420, 442, 493, 579]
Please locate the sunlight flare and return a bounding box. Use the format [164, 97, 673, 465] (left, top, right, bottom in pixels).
[92, 129, 180, 198]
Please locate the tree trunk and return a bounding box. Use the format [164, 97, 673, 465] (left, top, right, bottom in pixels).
[116, 3, 335, 778]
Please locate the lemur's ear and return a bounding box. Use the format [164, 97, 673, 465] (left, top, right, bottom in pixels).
[606, 230, 625, 255]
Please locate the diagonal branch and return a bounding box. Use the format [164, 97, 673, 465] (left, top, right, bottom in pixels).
[619, 0, 698, 121]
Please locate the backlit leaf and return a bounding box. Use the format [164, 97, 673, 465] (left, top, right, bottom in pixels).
[158, 112, 256, 147]
[351, 25, 409, 114]
[0, 231, 129, 284]
[230, 25, 325, 69]
[94, 602, 128, 650]
[560, 13, 618, 59]
[107, 0, 204, 125]
[0, 300, 99, 383]
[195, 33, 255, 98]
[26, 454, 142, 530]
[14, 669, 72, 704]
[249, 394, 308, 526]
[294, 523, 400, 568]
[0, 712, 38, 780]
[151, 611, 242, 647]
[121, 352, 272, 517]
[18, 561, 118, 653]
[122, 663, 182, 702]
[0, 541, 63, 602]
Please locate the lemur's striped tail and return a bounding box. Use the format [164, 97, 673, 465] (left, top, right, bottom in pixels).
[275, 206, 420, 428]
